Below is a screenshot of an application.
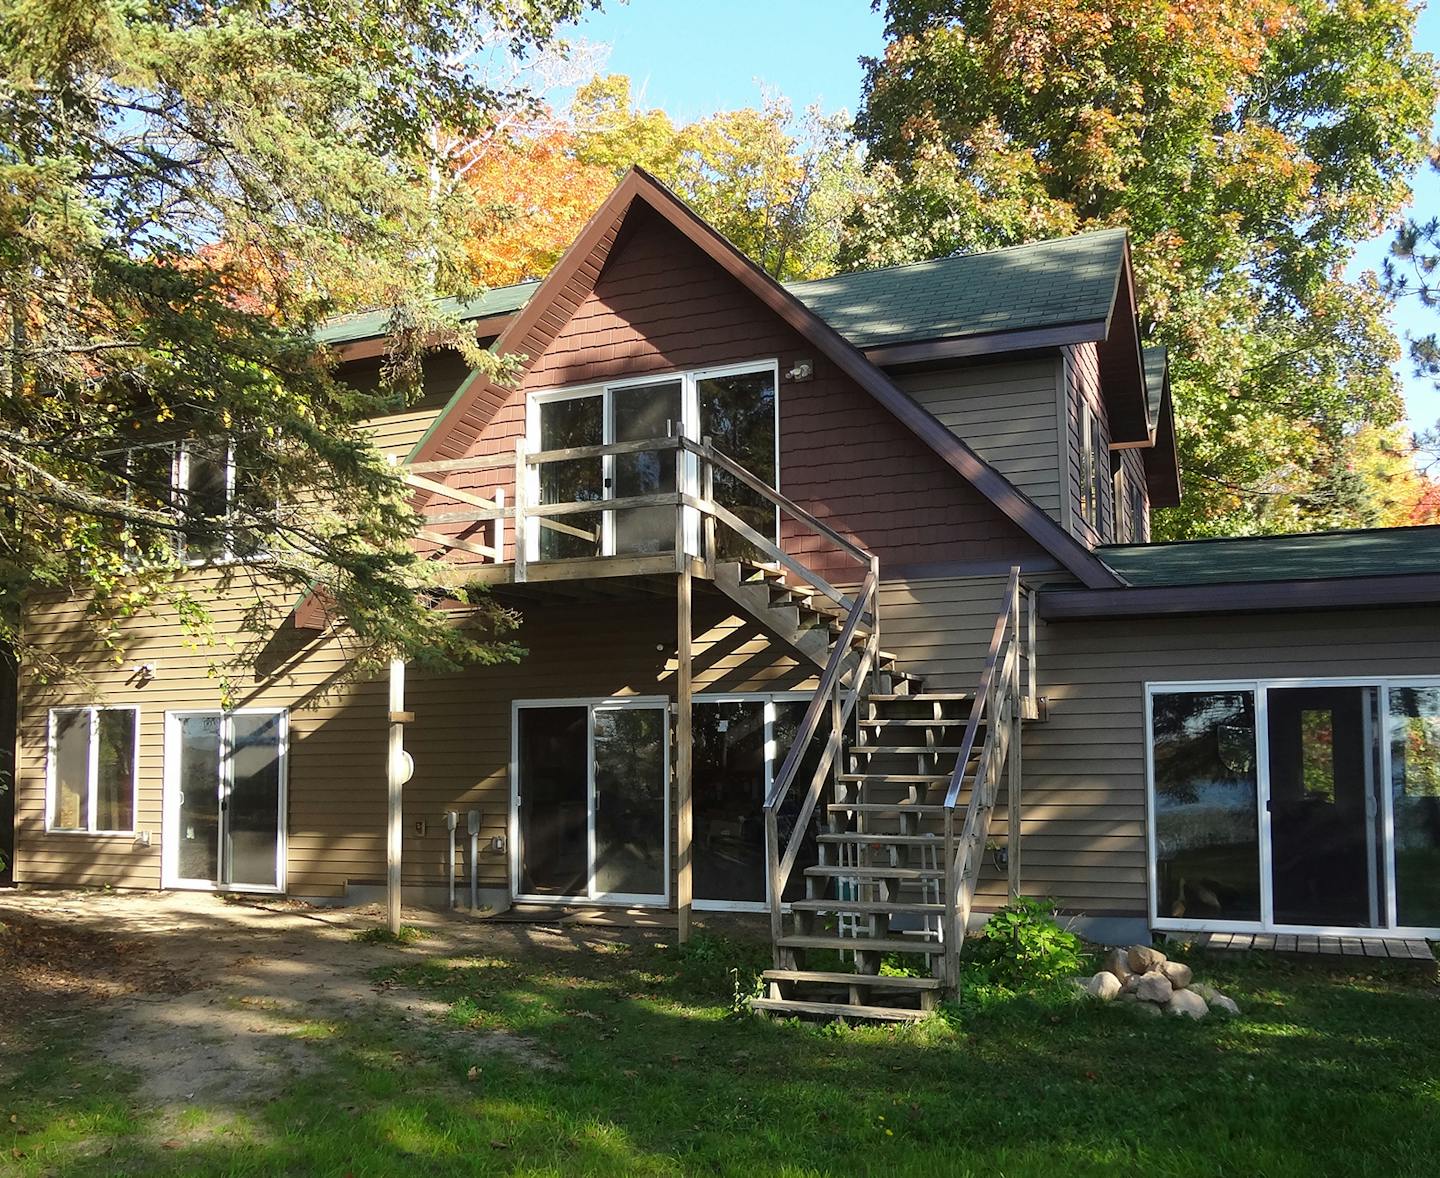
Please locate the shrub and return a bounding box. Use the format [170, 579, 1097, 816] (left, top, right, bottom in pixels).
[963, 897, 1087, 991]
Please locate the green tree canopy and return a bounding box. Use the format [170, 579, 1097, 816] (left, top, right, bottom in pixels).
[0, 0, 595, 677]
[848, 0, 1439, 537]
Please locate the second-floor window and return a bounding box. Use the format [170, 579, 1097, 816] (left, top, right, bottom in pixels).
[115, 439, 269, 564]
[1079, 404, 1106, 530]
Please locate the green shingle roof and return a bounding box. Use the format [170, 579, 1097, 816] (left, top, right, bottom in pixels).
[314, 283, 538, 346]
[316, 228, 1128, 350]
[784, 229, 1128, 349]
[1100, 525, 1440, 586]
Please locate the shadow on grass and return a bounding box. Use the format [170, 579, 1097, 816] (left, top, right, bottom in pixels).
[7, 932, 1440, 1177]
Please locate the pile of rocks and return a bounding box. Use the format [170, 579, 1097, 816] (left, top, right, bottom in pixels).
[1077, 944, 1240, 1020]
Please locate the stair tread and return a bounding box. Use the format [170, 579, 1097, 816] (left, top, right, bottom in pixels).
[804, 865, 943, 880]
[838, 772, 952, 782]
[816, 832, 941, 844]
[749, 997, 929, 1022]
[778, 933, 944, 955]
[864, 688, 979, 697]
[850, 745, 966, 755]
[789, 899, 946, 916]
[827, 803, 946, 814]
[762, 969, 942, 989]
[860, 718, 969, 727]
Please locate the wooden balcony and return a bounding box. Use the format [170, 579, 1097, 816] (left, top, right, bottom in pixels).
[402, 435, 869, 608]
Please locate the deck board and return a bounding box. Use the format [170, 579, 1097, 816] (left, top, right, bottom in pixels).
[1184, 931, 1433, 961]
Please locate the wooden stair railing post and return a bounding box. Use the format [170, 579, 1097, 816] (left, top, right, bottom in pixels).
[492, 487, 505, 565]
[1008, 573, 1023, 900]
[513, 441, 528, 583]
[701, 437, 716, 576]
[943, 805, 959, 987]
[676, 559, 694, 944]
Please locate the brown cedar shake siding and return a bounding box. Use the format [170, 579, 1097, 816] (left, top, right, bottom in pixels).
[420, 205, 1050, 580]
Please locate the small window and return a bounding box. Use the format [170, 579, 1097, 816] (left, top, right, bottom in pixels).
[1129, 475, 1146, 542]
[1079, 403, 1105, 527]
[107, 440, 271, 564]
[49, 707, 138, 833]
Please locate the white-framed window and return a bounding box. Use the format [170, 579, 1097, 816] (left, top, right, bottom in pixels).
[109, 439, 269, 565]
[524, 359, 780, 562]
[1079, 402, 1105, 528]
[47, 706, 140, 834]
[1146, 676, 1440, 938]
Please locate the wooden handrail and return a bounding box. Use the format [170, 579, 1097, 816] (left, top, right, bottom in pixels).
[680, 437, 871, 569]
[943, 567, 1020, 811]
[764, 570, 878, 938]
[940, 566, 1037, 987]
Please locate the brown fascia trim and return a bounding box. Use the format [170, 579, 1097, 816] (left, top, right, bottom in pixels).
[862, 319, 1109, 367]
[1140, 383, 1181, 507]
[1037, 573, 1440, 621]
[406, 179, 640, 468]
[1094, 244, 1152, 446]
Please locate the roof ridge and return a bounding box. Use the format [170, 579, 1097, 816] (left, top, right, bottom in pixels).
[784, 227, 1130, 291]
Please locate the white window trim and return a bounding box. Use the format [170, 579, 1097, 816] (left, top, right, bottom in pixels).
[1144, 676, 1440, 940]
[524, 359, 782, 562]
[44, 705, 141, 837]
[161, 707, 289, 894]
[1079, 402, 1097, 526]
[509, 696, 672, 908]
[176, 439, 272, 567]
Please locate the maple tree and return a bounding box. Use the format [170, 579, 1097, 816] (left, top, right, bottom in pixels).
[457, 75, 865, 285]
[848, 0, 1440, 538]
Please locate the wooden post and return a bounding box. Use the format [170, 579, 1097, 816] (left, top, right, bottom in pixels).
[701, 437, 716, 576]
[676, 565, 693, 943]
[492, 486, 505, 564]
[513, 441, 528, 582]
[387, 657, 406, 935]
[1007, 574, 1023, 901]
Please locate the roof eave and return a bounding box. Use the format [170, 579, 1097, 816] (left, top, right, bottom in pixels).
[1038, 571, 1440, 620]
[863, 319, 1109, 368]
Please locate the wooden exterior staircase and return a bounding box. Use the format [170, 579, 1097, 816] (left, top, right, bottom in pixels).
[738, 563, 1038, 1024]
[399, 432, 1037, 1019]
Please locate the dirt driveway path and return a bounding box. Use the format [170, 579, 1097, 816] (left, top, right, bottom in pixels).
[0, 891, 645, 1115]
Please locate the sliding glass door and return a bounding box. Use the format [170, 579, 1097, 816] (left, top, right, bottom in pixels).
[513, 699, 669, 905]
[526, 362, 779, 563]
[165, 709, 286, 892]
[1148, 679, 1440, 936]
[1266, 686, 1382, 929]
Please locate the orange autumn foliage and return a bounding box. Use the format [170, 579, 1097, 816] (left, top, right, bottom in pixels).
[460, 131, 614, 286]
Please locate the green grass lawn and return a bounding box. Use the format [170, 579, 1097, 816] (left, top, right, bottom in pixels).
[4, 929, 1440, 1176]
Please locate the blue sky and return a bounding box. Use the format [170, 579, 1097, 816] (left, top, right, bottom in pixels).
[565, 0, 1440, 433]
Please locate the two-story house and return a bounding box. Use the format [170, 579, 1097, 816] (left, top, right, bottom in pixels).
[13, 169, 1440, 1019]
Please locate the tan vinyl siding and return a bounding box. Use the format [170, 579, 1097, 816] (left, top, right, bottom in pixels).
[14, 579, 815, 896]
[352, 349, 473, 459]
[896, 359, 1063, 519]
[1028, 604, 1440, 917]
